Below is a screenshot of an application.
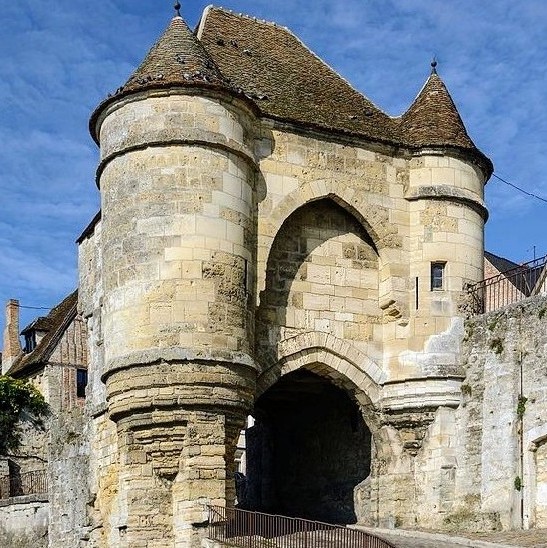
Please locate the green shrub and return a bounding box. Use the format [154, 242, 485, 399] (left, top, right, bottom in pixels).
[0, 376, 48, 453]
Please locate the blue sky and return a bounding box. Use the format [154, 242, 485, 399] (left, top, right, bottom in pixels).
[1, 0, 547, 337]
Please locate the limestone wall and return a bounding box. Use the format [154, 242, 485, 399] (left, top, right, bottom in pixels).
[77, 81, 493, 543]
[0, 495, 48, 548]
[256, 126, 486, 384]
[96, 93, 257, 370]
[453, 295, 547, 531]
[47, 408, 90, 547]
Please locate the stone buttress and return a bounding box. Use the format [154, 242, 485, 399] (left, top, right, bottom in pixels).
[89, 13, 259, 547]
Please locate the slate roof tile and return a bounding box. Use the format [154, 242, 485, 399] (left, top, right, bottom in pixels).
[91, 6, 492, 176]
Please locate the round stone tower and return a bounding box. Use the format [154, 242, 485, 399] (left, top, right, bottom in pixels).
[401, 63, 492, 382]
[89, 9, 259, 546]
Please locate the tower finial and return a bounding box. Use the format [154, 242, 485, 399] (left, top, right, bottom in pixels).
[430, 56, 438, 75]
[174, 1, 182, 17]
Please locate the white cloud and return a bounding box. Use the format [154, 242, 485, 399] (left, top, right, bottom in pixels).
[2, 0, 547, 336]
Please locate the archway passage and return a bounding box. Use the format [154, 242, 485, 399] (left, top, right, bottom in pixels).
[244, 369, 372, 524]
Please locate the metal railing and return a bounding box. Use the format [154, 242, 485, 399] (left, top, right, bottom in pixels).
[0, 469, 48, 499]
[206, 505, 396, 548]
[467, 255, 547, 314]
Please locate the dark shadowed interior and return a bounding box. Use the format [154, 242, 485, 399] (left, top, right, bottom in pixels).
[243, 370, 372, 524]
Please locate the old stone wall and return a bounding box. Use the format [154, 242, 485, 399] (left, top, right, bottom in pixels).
[256, 198, 382, 371]
[75, 78, 491, 544]
[47, 408, 91, 548]
[97, 93, 257, 369]
[0, 495, 48, 548]
[451, 295, 547, 531]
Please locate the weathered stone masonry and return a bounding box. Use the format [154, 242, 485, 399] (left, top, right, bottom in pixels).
[72, 6, 497, 546]
[458, 295, 547, 531]
[12, 5, 547, 547]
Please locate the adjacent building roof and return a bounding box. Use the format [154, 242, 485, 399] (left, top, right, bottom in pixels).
[90, 6, 492, 176]
[7, 291, 78, 377]
[484, 251, 521, 275]
[484, 251, 542, 297]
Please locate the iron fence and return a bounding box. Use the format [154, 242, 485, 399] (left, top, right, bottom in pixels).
[206, 505, 396, 548]
[467, 255, 547, 314]
[0, 469, 48, 499]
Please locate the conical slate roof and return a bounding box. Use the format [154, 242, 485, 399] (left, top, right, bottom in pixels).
[90, 14, 237, 142]
[120, 15, 231, 94]
[400, 68, 477, 151]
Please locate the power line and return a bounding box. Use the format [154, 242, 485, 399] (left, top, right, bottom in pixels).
[492, 173, 547, 204]
[17, 305, 51, 311]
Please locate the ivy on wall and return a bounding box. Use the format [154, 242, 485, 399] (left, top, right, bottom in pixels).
[0, 376, 48, 454]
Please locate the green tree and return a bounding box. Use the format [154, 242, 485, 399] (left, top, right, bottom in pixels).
[0, 376, 48, 454]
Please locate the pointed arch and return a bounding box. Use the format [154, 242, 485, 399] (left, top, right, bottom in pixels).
[257, 179, 402, 296]
[256, 332, 385, 406]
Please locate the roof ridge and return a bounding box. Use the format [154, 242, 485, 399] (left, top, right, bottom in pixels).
[202, 5, 288, 30]
[203, 6, 390, 119]
[484, 250, 516, 262]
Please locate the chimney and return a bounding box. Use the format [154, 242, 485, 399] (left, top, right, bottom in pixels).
[2, 299, 22, 374]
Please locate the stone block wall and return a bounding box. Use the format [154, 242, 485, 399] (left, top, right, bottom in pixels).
[452, 295, 547, 530]
[256, 198, 382, 370]
[0, 495, 48, 548]
[74, 78, 492, 543]
[96, 93, 257, 369]
[256, 127, 486, 381]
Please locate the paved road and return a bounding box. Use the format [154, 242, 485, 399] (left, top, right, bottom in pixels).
[375, 532, 480, 547]
[358, 527, 523, 548]
[372, 527, 547, 548]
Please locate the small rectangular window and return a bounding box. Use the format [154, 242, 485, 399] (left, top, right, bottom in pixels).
[24, 332, 36, 353]
[76, 369, 88, 398]
[431, 262, 446, 291]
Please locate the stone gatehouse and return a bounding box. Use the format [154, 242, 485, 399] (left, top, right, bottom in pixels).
[5, 4, 547, 548]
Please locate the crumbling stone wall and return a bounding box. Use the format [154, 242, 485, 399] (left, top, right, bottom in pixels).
[0, 495, 48, 548]
[47, 408, 90, 547]
[454, 295, 547, 531]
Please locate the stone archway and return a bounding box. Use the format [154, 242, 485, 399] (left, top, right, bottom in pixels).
[256, 179, 402, 299]
[256, 198, 383, 375]
[248, 196, 389, 525]
[244, 368, 373, 524]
